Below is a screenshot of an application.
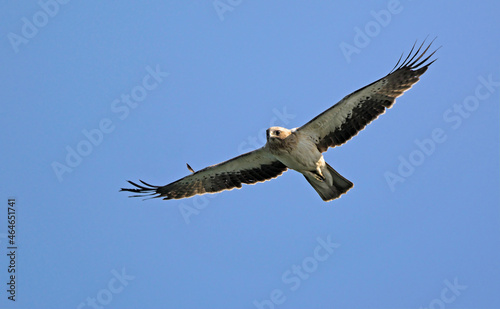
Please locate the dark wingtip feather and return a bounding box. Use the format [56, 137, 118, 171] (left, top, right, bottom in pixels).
[389, 37, 439, 74]
[120, 180, 162, 200]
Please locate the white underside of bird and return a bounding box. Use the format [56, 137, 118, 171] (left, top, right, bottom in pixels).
[266, 127, 353, 201]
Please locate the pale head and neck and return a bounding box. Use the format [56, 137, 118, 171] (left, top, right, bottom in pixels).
[266, 126, 296, 152]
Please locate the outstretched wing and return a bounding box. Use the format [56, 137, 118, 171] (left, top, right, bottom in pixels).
[298, 39, 438, 152]
[121, 147, 287, 200]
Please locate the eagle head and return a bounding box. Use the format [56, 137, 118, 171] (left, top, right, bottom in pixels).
[266, 126, 292, 141]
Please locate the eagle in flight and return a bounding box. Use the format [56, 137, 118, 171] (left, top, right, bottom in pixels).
[121, 40, 437, 202]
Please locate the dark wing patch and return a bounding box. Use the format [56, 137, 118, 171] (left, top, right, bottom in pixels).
[298, 39, 439, 152]
[120, 148, 287, 200]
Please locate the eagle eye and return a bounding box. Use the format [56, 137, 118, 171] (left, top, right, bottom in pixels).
[275, 130, 281, 135]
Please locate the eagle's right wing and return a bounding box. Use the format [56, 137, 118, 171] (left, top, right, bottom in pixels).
[297, 40, 438, 152]
[121, 147, 287, 200]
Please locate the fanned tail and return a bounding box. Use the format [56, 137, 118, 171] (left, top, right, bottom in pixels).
[303, 163, 353, 202]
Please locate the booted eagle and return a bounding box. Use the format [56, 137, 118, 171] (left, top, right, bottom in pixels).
[121, 40, 437, 202]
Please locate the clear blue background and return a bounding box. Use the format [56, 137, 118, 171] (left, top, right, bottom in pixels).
[1, 1, 499, 308]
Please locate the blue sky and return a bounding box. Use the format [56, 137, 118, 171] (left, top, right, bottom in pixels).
[1, 1, 499, 308]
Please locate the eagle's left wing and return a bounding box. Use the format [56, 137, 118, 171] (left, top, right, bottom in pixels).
[297, 40, 438, 152]
[121, 147, 287, 200]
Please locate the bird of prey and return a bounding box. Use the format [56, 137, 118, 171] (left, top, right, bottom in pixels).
[121, 40, 437, 202]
